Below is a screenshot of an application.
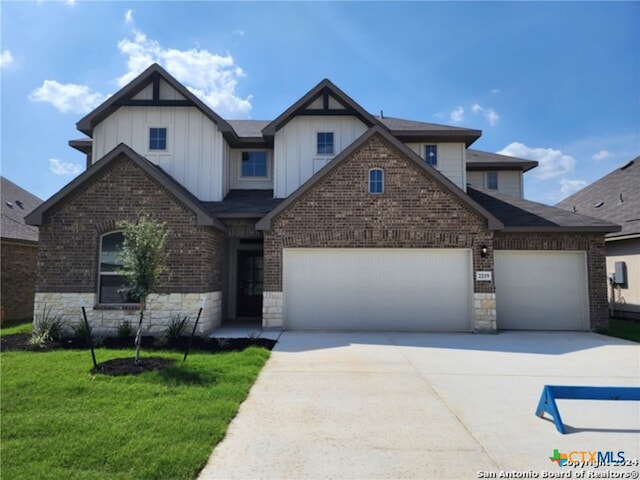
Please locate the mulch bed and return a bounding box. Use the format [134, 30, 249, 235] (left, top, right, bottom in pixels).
[1, 333, 276, 376]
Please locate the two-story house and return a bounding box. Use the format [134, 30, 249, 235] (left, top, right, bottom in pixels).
[26, 64, 618, 335]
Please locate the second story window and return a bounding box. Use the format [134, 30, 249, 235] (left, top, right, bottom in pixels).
[486, 172, 498, 190]
[241, 151, 268, 177]
[425, 145, 437, 166]
[317, 132, 334, 155]
[369, 168, 384, 194]
[149, 127, 167, 150]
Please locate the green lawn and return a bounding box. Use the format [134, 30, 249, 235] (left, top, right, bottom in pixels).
[598, 318, 640, 343]
[1, 346, 270, 480]
[0, 318, 32, 336]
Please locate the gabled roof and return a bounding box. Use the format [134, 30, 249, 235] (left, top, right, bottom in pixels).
[25, 144, 225, 231]
[261, 79, 379, 137]
[76, 63, 234, 138]
[376, 116, 482, 147]
[556, 157, 640, 239]
[468, 186, 620, 233]
[466, 149, 538, 172]
[256, 125, 504, 231]
[1, 176, 42, 243]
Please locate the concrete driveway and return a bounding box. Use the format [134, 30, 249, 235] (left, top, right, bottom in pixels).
[199, 331, 640, 479]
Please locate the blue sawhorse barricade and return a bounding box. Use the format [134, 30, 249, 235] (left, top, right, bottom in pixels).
[536, 385, 640, 434]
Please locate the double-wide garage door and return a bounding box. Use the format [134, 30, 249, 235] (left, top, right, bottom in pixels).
[283, 248, 473, 331]
[494, 251, 589, 330]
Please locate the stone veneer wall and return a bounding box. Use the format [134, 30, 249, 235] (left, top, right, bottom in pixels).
[474, 293, 497, 332]
[1, 241, 38, 321]
[262, 133, 496, 330]
[34, 291, 221, 336]
[494, 232, 609, 330]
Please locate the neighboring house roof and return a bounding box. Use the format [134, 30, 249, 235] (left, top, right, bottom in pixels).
[256, 125, 504, 231]
[75, 63, 235, 141]
[25, 144, 226, 231]
[466, 149, 538, 172]
[556, 157, 640, 240]
[1, 176, 42, 243]
[468, 186, 620, 233]
[262, 79, 379, 137]
[203, 190, 284, 218]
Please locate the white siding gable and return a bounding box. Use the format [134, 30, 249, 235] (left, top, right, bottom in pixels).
[273, 116, 368, 198]
[92, 105, 225, 201]
[406, 142, 466, 191]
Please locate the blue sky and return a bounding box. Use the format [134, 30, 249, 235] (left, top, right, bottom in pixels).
[2, 1, 639, 206]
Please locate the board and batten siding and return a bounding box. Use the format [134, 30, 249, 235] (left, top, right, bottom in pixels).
[467, 170, 523, 198]
[273, 116, 368, 198]
[406, 142, 466, 191]
[92, 106, 226, 201]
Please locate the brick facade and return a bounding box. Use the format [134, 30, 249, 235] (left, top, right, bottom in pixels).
[34, 153, 226, 331]
[494, 232, 609, 329]
[1, 241, 38, 320]
[263, 134, 494, 293]
[36, 154, 225, 295]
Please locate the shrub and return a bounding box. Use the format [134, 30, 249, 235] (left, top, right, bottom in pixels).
[163, 315, 191, 344]
[117, 320, 133, 338]
[30, 305, 65, 346]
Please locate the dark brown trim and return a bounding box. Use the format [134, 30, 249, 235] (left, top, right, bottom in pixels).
[502, 226, 619, 233]
[256, 125, 504, 231]
[152, 72, 160, 100]
[113, 99, 195, 107]
[25, 143, 226, 232]
[298, 109, 360, 116]
[261, 79, 379, 136]
[0, 237, 39, 247]
[76, 63, 235, 139]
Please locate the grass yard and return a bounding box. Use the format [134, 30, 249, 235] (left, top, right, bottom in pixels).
[1, 346, 270, 480]
[598, 318, 640, 343]
[0, 318, 32, 336]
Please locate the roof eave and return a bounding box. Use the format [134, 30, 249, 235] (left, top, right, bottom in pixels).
[501, 225, 621, 233]
[392, 130, 482, 147]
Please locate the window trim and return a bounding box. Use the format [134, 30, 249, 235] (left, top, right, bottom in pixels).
[316, 131, 335, 156]
[148, 127, 168, 151]
[98, 231, 137, 305]
[425, 144, 438, 166]
[239, 150, 271, 180]
[486, 171, 498, 190]
[368, 168, 384, 195]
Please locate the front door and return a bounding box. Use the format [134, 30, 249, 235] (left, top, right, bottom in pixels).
[237, 250, 263, 317]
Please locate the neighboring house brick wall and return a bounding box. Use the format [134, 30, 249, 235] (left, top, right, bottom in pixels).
[494, 232, 608, 329]
[1, 242, 38, 320]
[34, 154, 225, 332]
[264, 133, 495, 293]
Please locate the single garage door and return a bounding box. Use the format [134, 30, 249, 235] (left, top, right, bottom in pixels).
[283, 248, 473, 331]
[495, 251, 589, 330]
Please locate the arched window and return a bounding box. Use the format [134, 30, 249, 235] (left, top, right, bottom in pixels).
[98, 232, 136, 304]
[369, 168, 384, 194]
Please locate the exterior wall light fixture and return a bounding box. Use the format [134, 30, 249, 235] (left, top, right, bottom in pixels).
[480, 244, 488, 258]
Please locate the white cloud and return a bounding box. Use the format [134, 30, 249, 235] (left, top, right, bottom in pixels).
[0, 50, 13, 68]
[125, 9, 134, 24]
[450, 106, 464, 123]
[471, 103, 499, 126]
[592, 150, 610, 161]
[559, 178, 588, 200]
[490, 88, 501, 94]
[49, 158, 83, 176]
[116, 30, 252, 116]
[29, 80, 106, 114]
[233, 29, 245, 37]
[498, 142, 576, 180]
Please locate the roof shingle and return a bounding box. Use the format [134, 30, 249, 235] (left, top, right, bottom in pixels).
[1, 177, 42, 243]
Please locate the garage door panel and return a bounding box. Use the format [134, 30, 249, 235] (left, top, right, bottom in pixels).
[495, 251, 588, 330]
[283, 248, 472, 331]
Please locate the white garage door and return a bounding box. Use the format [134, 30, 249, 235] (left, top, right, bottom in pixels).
[495, 251, 589, 330]
[283, 248, 473, 331]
